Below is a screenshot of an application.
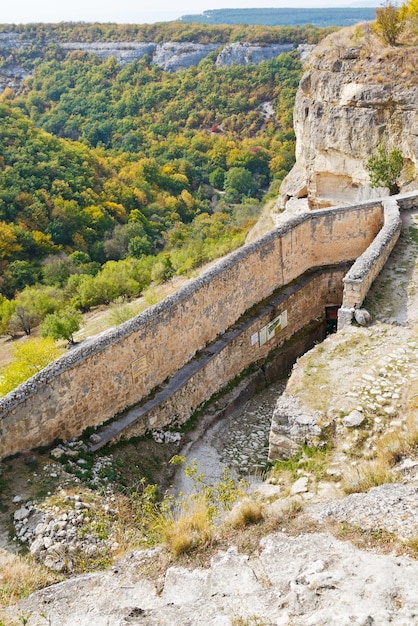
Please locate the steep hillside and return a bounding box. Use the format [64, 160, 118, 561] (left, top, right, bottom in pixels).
[0, 22, 306, 346]
[276, 23, 418, 213]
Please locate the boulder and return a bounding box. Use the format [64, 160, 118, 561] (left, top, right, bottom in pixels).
[13, 506, 30, 522]
[342, 409, 365, 428]
[354, 309, 372, 327]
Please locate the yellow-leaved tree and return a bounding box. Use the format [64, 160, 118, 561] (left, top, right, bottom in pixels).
[0, 337, 64, 397]
[374, 0, 406, 45]
[402, 0, 418, 33]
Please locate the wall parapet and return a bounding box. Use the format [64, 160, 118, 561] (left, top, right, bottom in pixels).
[1, 194, 415, 459]
[338, 191, 418, 329]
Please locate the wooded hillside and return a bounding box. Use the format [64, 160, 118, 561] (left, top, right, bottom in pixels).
[0, 22, 313, 340]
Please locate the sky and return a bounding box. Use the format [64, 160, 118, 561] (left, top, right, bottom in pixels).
[1, 1, 374, 25]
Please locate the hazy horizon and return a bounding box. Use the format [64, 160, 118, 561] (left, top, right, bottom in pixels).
[1, 1, 378, 25]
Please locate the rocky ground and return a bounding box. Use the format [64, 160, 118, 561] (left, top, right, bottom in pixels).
[1, 207, 418, 625]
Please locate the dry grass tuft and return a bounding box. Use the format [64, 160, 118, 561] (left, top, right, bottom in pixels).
[263, 497, 305, 527]
[341, 459, 395, 494]
[329, 520, 402, 555]
[225, 498, 264, 530]
[404, 536, 418, 556]
[160, 495, 213, 556]
[376, 426, 418, 467]
[232, 616, 267, 626]
[0, 554, 61, 608]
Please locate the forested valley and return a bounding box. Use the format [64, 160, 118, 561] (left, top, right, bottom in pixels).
[0, 21, 327, 390]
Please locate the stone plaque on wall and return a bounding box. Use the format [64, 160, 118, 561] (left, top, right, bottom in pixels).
[131, 355, 147, 380]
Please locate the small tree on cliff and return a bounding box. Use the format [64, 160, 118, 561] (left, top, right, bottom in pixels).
[366, 144, 404, 195]
[374, 1, 406, 45]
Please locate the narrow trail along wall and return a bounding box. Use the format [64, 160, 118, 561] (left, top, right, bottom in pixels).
[1, 195, 416, 460]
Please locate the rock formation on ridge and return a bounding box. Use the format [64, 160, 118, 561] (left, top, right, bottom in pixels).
[276, 24, 418, 214]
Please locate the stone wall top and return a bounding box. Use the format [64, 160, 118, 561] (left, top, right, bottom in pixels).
[344, 197, 401, 283]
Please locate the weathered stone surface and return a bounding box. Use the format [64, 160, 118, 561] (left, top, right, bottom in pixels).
[152, 42, 219, 71]
[309, 483, 418, 540]
[13, 506, 30, 522]
[268, 393, 323, 461]
[8, 533, 418, 625]
[215, 42, 293, 67]
[342, 409, 365, 428]
[60, 42, 157, 64]
[354, 308, 372, 327]
[277, 28, 418, 211]
[290, 476, 309, 494]
[50, 447, 65, 460]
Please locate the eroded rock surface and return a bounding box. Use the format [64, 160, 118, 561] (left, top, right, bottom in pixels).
[268, 394, 323, 461]
[152, 42, 219, 71]
[276, 26, 418, 212]
[5, 532, 418, 625]
[0, 36, 310, 93]
[310, 483, 418, 540]
[215, 42, 293, 67]
[61, 41, 157, 63]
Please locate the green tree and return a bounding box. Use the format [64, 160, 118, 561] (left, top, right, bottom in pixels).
[224, 167, 259, 203]
[41, 307, 82, 344]
[0, 222, 22, 262]
[374, 1, 406, 45]
[0, 297, 17, 336]
[0, 260, 40, 299]
[8, 285, 63, 336]
[9, 306, 39, 336]
[209, 167, 226, 190]
[128, 235, 152, 258]
[42, 254, 77, 286]
[104, 223, 152, 261]
[366, 144, 404, 195]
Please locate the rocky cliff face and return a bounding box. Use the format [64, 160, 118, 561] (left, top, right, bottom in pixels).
[0, 37, 309, 93]
[61, 41, 309, 71]
[215, 42, 294, 66]
[61, 41, 158, 64]
[277, 25, 418, 212]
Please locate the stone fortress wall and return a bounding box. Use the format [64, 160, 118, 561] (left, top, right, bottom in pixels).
[1, 192, 417, 460]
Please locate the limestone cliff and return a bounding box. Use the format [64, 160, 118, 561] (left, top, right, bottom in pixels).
[277, 25, 418, 212]
[61, 41, 309, 71]
[0, 36, 309, 93]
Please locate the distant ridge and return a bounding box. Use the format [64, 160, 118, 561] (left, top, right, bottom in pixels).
[180, 7, 377, 27]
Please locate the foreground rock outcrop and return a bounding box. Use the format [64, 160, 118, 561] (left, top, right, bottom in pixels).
[277, 26, 418, 212]
[5, 528, 418, 625]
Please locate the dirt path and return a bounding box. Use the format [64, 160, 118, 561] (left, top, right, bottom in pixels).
[364, 208, 418, 325]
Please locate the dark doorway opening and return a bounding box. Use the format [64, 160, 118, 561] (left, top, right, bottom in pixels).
[326, 306, 339, 335]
